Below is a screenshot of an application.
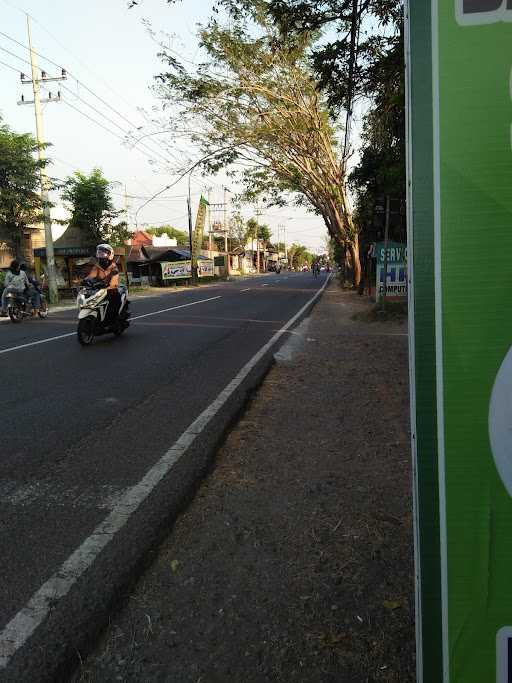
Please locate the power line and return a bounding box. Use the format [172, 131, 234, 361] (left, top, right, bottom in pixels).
[0, 42, 30, 66]
[58, 83, 176, 166]
[0, 57, 21, 73]
[58, 97, 127, 144]
[0, 28, 174, 163]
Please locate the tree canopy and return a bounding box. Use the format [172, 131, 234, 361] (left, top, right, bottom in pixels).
[288, 242, 314, 268]
[245, 217, 271, 243]
[61, 168, 128, 248]
[155, 10, 361, 281]
[146, 225, 189, 243]
[0, 120, 48, 257]
[263, 0, 405, 242]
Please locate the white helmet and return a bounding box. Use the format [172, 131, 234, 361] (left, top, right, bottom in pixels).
[96, 244, 114, 262]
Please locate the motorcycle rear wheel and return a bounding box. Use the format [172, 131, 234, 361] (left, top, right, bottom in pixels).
[38, 301, 49, 318]
[8, 305, 23, 323]
[77, 317, 95, 346]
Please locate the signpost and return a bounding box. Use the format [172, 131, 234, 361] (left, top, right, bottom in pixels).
[407, 1, 512, 681]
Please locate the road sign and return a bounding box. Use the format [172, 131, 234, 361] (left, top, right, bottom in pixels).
[407, 1, 512, 681]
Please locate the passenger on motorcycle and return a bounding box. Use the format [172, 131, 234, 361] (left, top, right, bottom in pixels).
[20, 264, 43, 314]
[85, 244, 121, 323]
[1, 260, 30, 317]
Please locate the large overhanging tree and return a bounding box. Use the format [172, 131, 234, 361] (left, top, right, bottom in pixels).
[155, 11, 362, 283]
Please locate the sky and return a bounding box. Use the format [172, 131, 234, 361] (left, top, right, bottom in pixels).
[0, 0, 347, 253]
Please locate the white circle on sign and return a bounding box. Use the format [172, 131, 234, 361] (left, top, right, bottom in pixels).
[489, 346, 512, 497]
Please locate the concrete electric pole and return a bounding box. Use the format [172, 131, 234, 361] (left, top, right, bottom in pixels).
[18, 16, 66, 304]
[223, 187, 231, 277]
[255, 206, 263, 274]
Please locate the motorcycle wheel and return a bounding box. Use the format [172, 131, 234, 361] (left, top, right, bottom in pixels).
[77, 317, 95, 346]
[38, 301, 49, 318]
[8, 305, 23, 323]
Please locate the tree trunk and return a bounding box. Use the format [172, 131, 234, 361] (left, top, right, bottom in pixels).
[348, 237, 361, 288]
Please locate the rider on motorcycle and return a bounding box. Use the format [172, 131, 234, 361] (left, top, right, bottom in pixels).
[1, 260, 30, 317]
[85, 244, 121, 324]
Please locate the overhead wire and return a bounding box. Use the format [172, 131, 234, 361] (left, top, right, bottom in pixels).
[0, 57, 21, 73]
[0, 28, 177, 164]
[58, 83, 178, 166]
[0, 42, 30, 66]
[0, 36, 172, 166]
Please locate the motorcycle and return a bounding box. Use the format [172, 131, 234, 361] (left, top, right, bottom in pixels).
[76, 279, 130, 346]
[5, 288, 49, 323]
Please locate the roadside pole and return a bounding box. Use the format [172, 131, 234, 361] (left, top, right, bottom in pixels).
[381, 195, 390, 311]
[207, 188, 212, 258]
[21, 16, 65, 304]
[187, 173, 196, 285]
[223, 186, 230, 277]
[255, 206, 262, 274]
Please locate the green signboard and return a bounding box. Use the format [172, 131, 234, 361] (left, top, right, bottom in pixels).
[407, 1, 512, 681]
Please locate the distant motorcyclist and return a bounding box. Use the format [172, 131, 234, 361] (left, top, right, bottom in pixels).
[20, 263, 42, 313]
[1, 260, 30, 317]
[85, 244, 121, 324]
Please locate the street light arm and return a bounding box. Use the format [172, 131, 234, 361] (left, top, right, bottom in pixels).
[129, 130, 174, 149]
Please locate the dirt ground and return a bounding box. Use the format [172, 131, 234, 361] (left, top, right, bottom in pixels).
[74, 283, 414, 683]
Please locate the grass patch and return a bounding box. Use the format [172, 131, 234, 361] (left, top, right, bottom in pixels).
[352, 300, 408, 323]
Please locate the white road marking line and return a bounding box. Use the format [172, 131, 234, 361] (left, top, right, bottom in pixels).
[239, 288, 251, 292]
[130, 296, 221, 321]
[0, 296, 222, 357]
[0, 332, 76, 356]
[0, 275, 331, 669]
[261, 283, 270, 287]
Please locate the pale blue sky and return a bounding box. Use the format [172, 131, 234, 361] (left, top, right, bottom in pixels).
[0, 0, 331, 251]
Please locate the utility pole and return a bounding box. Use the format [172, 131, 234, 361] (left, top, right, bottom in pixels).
[223, 186, 230, 277]
[18, 16, 66, 304]
[187, 172, 196, 285]
[284, 225, 288, 270]
[277, 223, 285, 269]
[255, 206, 262, 274]
[124, 184, 130, 228]
[381, 195, 391, 311]
[207, 187, 212, 257]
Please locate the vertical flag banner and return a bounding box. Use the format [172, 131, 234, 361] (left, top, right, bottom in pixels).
[192, 195, 209, 268]
[408, 1, 512, 681]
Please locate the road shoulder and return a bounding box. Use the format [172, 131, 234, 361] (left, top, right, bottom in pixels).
[75, 283, 415, 683]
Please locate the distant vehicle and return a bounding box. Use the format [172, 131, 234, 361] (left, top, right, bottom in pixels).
[5, 289, 48, 322]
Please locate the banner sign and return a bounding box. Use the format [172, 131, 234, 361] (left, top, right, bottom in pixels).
[407, 2, 512, 681]
[375, 241, 407, 264]
[161, 261, 191, 280]
[197, 259, 214, 278]
[375, 242, 407, 301]
[192, 195, 209, 268]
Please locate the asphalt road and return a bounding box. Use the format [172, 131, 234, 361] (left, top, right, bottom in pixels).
[0, 271, 328, 681]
